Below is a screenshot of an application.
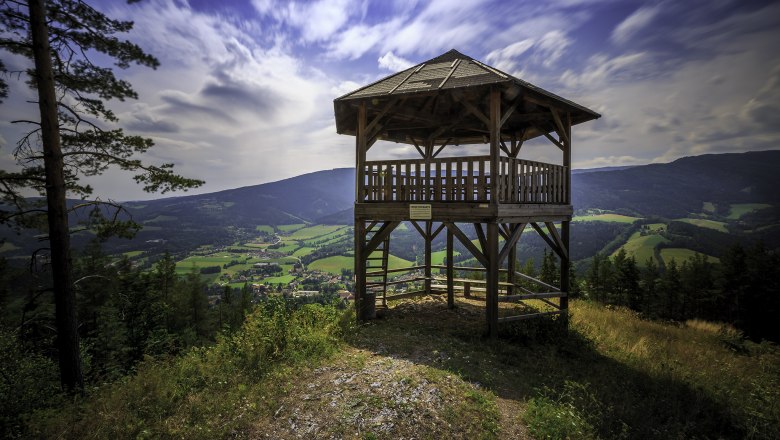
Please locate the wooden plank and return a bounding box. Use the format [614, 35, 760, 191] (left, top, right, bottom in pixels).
[486, 222, 499, 338]
[498, 292, 567, 302]
[467, 160, 474, 201]
[497, 310, 563, 323]
[498, 222, 525, 265]
[544, 221, 568, 260]
[513, 271, 560, 292]
[530, 222, 562, 257]
[444, 222, 488, 267]
[363, 221, 399, 255]
[447, 228, 454, 309]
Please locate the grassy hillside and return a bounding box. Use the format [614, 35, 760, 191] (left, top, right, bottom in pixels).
[26, 297, 780, 439]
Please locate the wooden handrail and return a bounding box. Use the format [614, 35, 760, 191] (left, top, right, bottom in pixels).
[361, 155, 567, 204]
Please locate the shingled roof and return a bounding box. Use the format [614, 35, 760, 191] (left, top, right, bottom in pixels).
[334, 49, 600, 146]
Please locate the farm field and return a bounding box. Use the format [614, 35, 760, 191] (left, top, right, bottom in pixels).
[309, 254, 414, 274]
[660, 248, 719, 265]
[277, 224, 307, 232]
[612, 231, 669, 264]
[676, 218, 729, 233]
[255, 225, 274, 234]
[727, 203, 771, 219]
[431, 249, 460, 265]
[573, 213, 641, 223]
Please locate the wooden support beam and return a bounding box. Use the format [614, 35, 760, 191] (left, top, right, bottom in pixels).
[498, 310, 563, 323]
[411, 138, 425, 158]
[410, 220, 426, 238]
[550, 107, 570, 147]
[499, 95, 523, 128]
[499, 140, 511, 157]
[431, 222, 446, 239]
[486, 222, 499, 338]
[354, 220, 369, 321]
[498, 223, 525, 265]
[356, 101, 367, 202]
[431, 138, 452, 158]
[544, 221, 568, 260]
[444, 222, 488, 268]
[365, 98, 398, 135]
[424, 221, 432, 295]
[447, 228, 454, 309]
[474, 223, 487, 254]
[542, 131, 565, 151]
[531, 222, 562, 257]
[489, 88, 501, 205]
[455, 91, 491, 127]
[514, 271, 560, 292]
[363, 221, 399, 255]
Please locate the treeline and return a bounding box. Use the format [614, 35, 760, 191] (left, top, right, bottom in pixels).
[582, 243, 780, 342]
[1, 244, 255, 385]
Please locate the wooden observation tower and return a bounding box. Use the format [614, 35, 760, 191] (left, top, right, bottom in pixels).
[334, 49, 600, 337]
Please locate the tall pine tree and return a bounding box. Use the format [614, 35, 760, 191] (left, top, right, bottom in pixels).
[0, 0, 203, 390]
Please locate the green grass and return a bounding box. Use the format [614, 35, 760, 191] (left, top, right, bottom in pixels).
[612, 231, 669, 264]
[727, 203, 771, 220]
[309, 255, 353, 274]
[255, 225, 274, 234]
[277, 223, 307, 233]
[292, 247, 316, 257]
[573, 213, 641, 223]
[702, 201, 716, 213]
[431, 249, 460, 265]
[263, 274, 296, 285]
[20, 297, 780, 439]
[676, 218, 729, 233]
[0, 241, 19, 253]
[660, 248, 719, 265]
[275, 242, 300, 254]
[288, 225, 347, 240]
[122, 250, 144, 258]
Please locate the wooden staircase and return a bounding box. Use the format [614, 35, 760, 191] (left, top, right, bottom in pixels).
[364, 232, 390, 307]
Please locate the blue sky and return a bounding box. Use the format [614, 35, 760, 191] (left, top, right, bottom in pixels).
[1, 0, 778, 200]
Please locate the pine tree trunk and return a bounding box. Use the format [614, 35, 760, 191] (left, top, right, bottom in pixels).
[28, 0, 83, 391]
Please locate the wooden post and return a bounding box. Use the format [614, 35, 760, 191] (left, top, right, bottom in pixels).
[425, 221, 432, 295]
[355, 220, 371, 320]
[355, 101, 371, 321]
[447, 228, 454, 308]
[507, 226, 516, 296]
[560, 221, 570, 314]
[486, 222, 499, 338]
[489, 88, 501, 205]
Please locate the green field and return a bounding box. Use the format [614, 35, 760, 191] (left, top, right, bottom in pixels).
[0, 241, 19, 253]
[277, 224, 307, 233]
[275, 242, 301, 253]
[309, 254, 414, 274]
[612, 231, 670, 264]
[727, 203, 771, 220]
[702, 201, 716, 213]
[288, 225, 347, 240]
[122, 250, 144, 258]
[676, 218, 729, 233]
[255, 225, 274, 234]
[660, 248, 720, 265]
[431, 249, 460, 265]
[292, 247, 316, 257]
[263, 274, 297, 285]
[573, 213, 641, 223]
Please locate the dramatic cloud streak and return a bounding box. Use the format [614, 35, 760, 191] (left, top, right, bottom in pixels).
[0, 0, 777, 200]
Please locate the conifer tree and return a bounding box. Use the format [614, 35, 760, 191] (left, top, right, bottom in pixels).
[0, 0, 203, 390]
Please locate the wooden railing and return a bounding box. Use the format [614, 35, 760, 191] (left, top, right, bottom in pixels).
[362, 156, 567, 204]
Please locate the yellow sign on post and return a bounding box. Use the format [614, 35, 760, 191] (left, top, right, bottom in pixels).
[409, 204, 432, 220]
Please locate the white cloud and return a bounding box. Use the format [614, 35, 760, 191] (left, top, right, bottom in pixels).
[485, 40, 534, 72]
[611, 5, 661, 45]
[535, 30, 572, 67]
[378, 51, 414, 71]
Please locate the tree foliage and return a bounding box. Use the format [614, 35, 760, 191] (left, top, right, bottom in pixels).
[0, 0, 203, 226]
[0, 0, 203, 391]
